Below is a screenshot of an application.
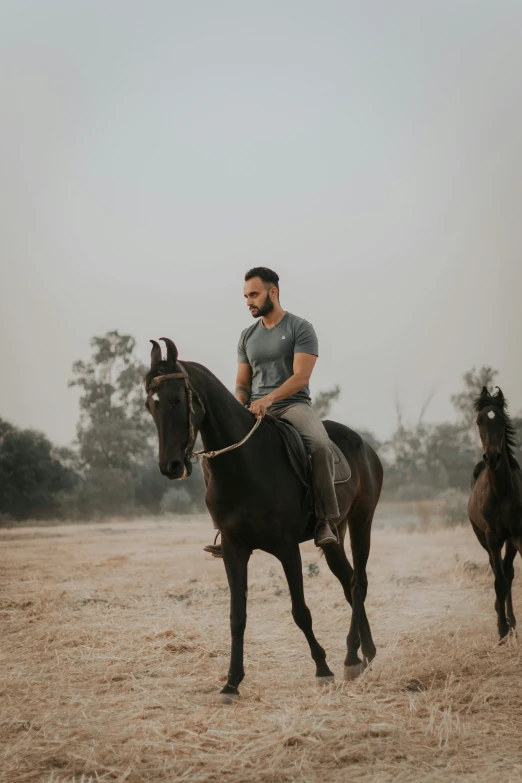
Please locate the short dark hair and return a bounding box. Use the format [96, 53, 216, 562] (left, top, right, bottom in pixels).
[244, 267, 279, 290]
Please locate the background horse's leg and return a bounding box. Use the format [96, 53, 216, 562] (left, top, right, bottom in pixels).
[220, 536, 251, 703]
[470, 521, 490, 557]
[322, 524, 376, 667]
[344, 505, 373, 679]
[486, 533, 509, 640]
[470, 519, 499, 574]
[279, 546, 334, 681]
[503, 539, 517, 630]
[470, 520, 496, 571]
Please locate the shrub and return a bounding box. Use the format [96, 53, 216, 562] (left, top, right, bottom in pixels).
[437, 488, 469, 528]
[390, 482, 439, 502]
[160, 486, 195, 515]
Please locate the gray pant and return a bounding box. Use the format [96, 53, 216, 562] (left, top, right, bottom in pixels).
[272, 402, 340, 520]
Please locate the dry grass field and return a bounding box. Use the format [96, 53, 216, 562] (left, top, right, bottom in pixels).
[2, 510, 522, 783]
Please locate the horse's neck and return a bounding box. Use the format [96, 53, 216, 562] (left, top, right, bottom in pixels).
[486, 446, 515, 497]
[190, 365, 255, 454]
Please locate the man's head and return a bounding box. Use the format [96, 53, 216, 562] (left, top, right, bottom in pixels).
[244, 267, 280, 318]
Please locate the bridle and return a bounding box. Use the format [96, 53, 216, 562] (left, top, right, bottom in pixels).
[149, 363, 203, 462]
[148, 362, 262, 462]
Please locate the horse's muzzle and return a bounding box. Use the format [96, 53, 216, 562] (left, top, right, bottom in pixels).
[162, 460, 192, 480]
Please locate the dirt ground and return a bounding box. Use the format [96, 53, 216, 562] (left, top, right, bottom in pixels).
[2, 513, 522, 783]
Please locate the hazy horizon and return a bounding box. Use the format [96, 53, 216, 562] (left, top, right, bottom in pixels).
[2, 0, 522, 447]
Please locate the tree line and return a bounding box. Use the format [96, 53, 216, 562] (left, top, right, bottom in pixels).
[1, 331, 520, 521]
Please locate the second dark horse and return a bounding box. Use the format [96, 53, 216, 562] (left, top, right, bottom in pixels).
[469, 387, 522, 640]
[146, 338, 383, 702]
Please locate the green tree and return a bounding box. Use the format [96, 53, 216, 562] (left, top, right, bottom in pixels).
[424, 422, 475, 490]
[383, 368, 502, 497]
[69, 331, 153, 471]
[384, 393, 434, 479]
[0, 419, 77, 520]
[66, 331, 159, 515]
[312, 385, 341, 419]
[67, 331, 207, 517]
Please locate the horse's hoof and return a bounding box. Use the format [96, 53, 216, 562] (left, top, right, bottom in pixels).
[217, 693, 240, 705]
[217, 692, 240, 705]
[316, 675, 335, 686]
[344, 663, 365, 681]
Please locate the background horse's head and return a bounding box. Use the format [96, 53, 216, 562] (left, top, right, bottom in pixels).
[474, 386, 510, 470]
[145, 338, 204, 480]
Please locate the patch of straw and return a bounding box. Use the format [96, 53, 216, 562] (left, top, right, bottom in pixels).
[2, 517, 522, 782]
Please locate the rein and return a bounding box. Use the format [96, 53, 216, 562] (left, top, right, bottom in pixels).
[191, 416, 262, 460]
[149, 363, 261, 461]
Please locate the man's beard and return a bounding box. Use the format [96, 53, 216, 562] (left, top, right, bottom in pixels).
[251, 292, 274, 318]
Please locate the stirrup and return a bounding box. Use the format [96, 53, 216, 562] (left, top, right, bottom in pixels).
[203, 530, 223, 558]
[314, 520, 339, 547]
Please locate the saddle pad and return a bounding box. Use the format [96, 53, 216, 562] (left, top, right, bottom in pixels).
[265, 415, 309, 486]
[332, 442, 351, 484]
[265, 414, 351, 487]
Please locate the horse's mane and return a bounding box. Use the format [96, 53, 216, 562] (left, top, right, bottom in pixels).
[144, 360, 243, 409]
[145, 360, 213, 389]
[473, 388, 520, 470]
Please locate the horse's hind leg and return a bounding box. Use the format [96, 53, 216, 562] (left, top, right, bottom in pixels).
[322, 526, 376, 667]
[344, 507, 373, 679]
[503, 539, 517, 630]
[279, 546, 334, 682]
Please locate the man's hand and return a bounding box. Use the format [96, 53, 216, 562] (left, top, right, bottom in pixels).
[249, 396, 273, 418]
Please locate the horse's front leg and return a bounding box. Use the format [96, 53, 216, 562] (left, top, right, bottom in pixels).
[487, 533, 509, 640]
[219, 534, 251, 704]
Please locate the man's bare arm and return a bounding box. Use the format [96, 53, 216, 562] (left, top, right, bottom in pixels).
[265, 353, 317, 404]
[235, 363, 252, 405]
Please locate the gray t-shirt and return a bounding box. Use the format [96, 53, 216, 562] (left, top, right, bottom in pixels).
[237, 312, 318, 407]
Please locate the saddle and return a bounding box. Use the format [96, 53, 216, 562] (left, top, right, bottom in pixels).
[265, 414, 351, 494]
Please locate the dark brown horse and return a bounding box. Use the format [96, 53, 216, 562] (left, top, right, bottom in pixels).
[468, 387, 522, 640]
[145, 338, 383, 702]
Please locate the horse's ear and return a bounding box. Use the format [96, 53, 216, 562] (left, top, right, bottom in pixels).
[493, 386, 505, 407]
[150, 340, 162, 369]
[474, 386, 491, 412]
[160, 337, 179, 367]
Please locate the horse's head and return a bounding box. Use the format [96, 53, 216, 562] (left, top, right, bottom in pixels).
[145, 338, 204, 480]
[474, 386, 507, 470]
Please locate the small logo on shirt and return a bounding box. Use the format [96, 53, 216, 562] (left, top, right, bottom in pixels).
[281, 336, 286, 340]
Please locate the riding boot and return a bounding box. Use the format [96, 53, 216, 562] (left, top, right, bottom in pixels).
[314, 519, 339, 547]
[203, 531, 223, 558]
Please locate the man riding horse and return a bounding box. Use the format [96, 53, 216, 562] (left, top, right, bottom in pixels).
[147, 276, 382, 696]
[205, 267, 339, 556]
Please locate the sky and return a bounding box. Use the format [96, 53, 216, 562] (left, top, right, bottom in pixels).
[1, 0, 522, 446]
